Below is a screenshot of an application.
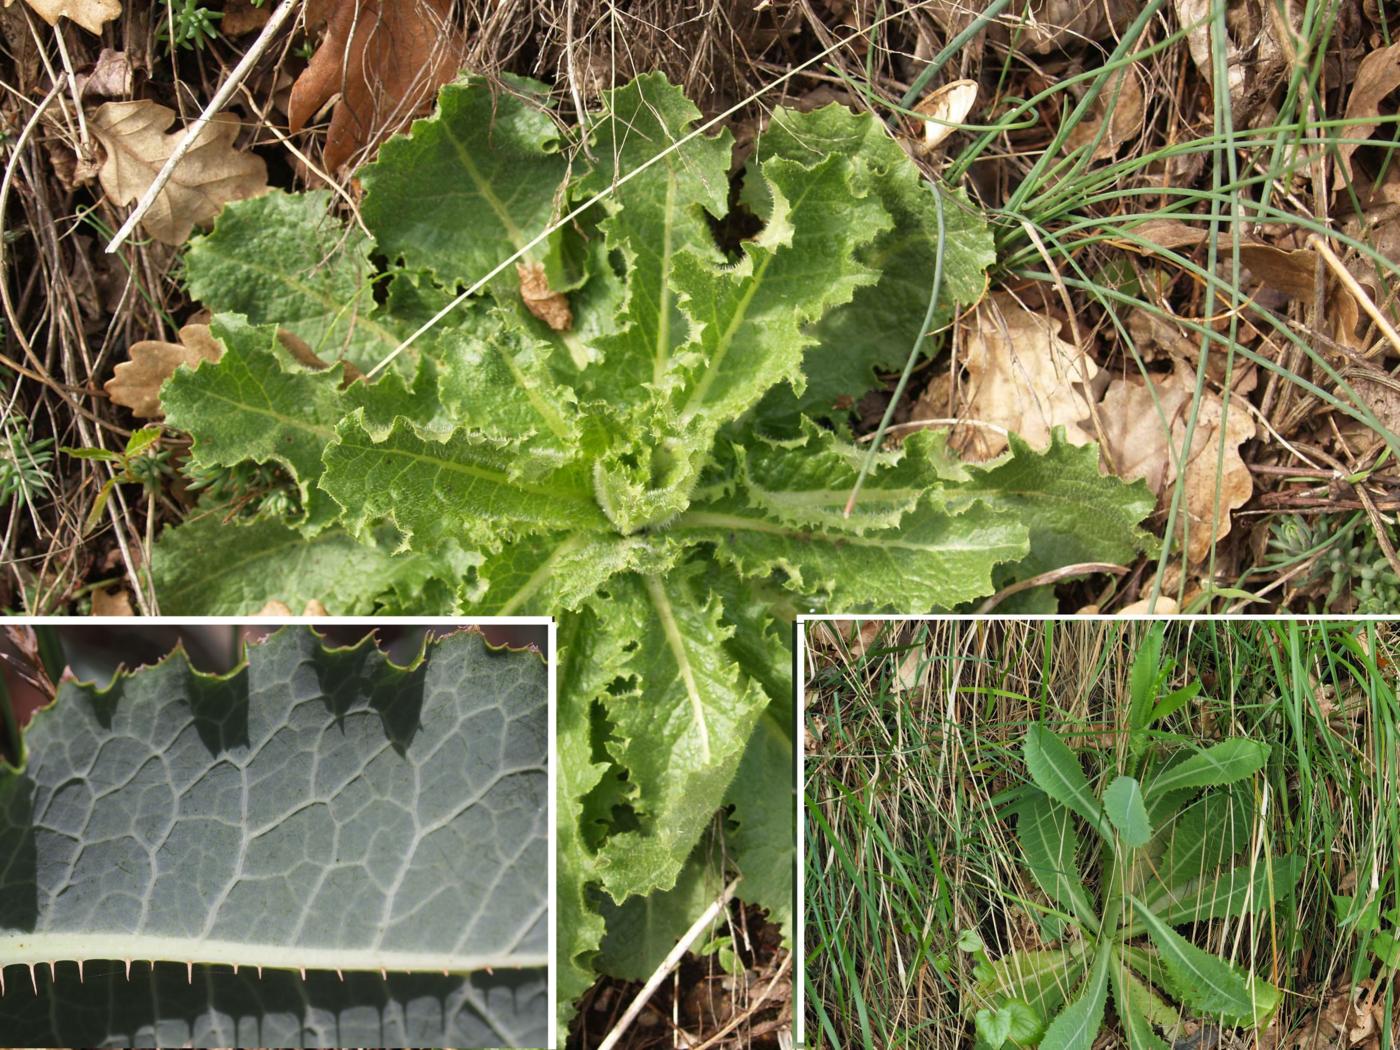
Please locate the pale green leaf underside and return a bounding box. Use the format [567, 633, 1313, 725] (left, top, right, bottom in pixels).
[1017, 792, 1097, 928]
[0, 628, 547, 978]
[0, 963, 545, 1047]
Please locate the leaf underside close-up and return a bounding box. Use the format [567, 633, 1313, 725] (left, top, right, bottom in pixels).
[150, 70, 1152, 1030]
[0, 627, 548, 1047]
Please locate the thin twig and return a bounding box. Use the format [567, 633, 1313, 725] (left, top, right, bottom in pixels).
[596, 877, 741, 1050]
[975, 562, 1129, 612]
[691, 950, 793, 1050]
[1307, 232, 1400, 359]
[104, 0, 303, 252]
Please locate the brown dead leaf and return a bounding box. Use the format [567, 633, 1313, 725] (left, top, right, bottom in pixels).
[90, 586, 134, 616]
[220, 0, 270, 35]
[1115, 595, 1181, 615]
[1174, 0, 1291, 119]
[807, 620, 883, 658]
[89, 100, 267, 245]
[4, 0, 119, 35]
[1238, 243, 1319, 299]
[105, 323, 222, 418]
[78, 48, 133, 99]
[914, 79, 978, 150]
[1066, 64, 1144, 161]
[288, 0, 465, 174]
[954, 292, 1098, 460]
[1099, 362, 1255, 563]
[1339, 42, 1400, 183]
[517, 261, 574, 332]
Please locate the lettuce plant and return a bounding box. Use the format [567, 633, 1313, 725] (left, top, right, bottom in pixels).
[0, 627, 547, 1046]
[146, 73, 1152, 1027]
[967, 639, 1302, 1049]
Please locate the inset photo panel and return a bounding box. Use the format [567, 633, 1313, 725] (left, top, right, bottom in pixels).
[800, 617, 1398, 1049]
[0, 619, 550, 1048]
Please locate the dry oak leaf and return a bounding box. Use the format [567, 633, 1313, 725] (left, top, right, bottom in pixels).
[3, 0, 119, 35]
[953, 292, 1099, 460]
[1066, 63, 1144, 161]
[1098, 362, 1255, 563]
[288, 0, 466, 175]
[89, 100, 267, 245]
[105, 323, 222, 418]
[90, 586, 134, 616]
[1339, 42, 1400, 183]
[517, 261, 573, 332]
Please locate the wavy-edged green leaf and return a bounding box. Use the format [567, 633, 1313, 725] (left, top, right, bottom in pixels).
[0, 628, 546, 981]
[749, 104, 994, 426]
[730, 423, 965, 535]
[590, 570, 769, 903]
[577, 72, 731, 394]
[320, 414, 608, 550]
[182, 190, 400, 371]
[671, 149, 890, 438]
[361, 75, 564, 284]
[1131, 897, 1279, 1025]
[1017, 791, 1097, 929]
[677, 494, 1028, 611]
[151, 517, 466, 616]
[467, 531, 677, 615]
[162, 314, 347, 530]
[972, 947, 1087, 1021]
[950, 431, 1154, 597]
[1103, 775, 1152, 849]
[0, 963, 545, 1047]
[1023, 725, 1112, 842]
[1039, 939, 1112, 1050]
[1111, 953, 1175, 1050]
[1151, 854, 1304, 928]
[555, 607, 618, 1033]
[596, 836, 725, 982]
[1144, 740, 1270, 800]
[1128, 623, 1166, 738]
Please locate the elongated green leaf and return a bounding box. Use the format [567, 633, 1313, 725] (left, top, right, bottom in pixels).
[1103, 775, 1152, 849]
[972, 948, 1086, 1021]
[162, 315, 347, 530]
[151, 517, 466, 616]
[1144, 789, 1252, 908]
[1145, 740, 1270, 800]
[1152, 854, 1304, 927]
[1, 963, 545, 1047]
[1128, 624, 1165, 734]
[590, 570, 770, 903]
[1111, 953, 1174, 1050]
[183, 190, 400, 370]
[1017, 792, 1098, 929]
[0, 628, 546, 978]
[320, 414, 609, 550]
[1023, 726, 1112, 842]
[1039, 940, 1111, 1050]
[1131, 898, 1279, 1024]
[361, 75, 564, 283]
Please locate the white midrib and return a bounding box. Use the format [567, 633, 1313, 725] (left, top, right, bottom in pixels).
[643, 574, 711, 765]
[0, 933, 546, 982]
[652, 173, 677, 387]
